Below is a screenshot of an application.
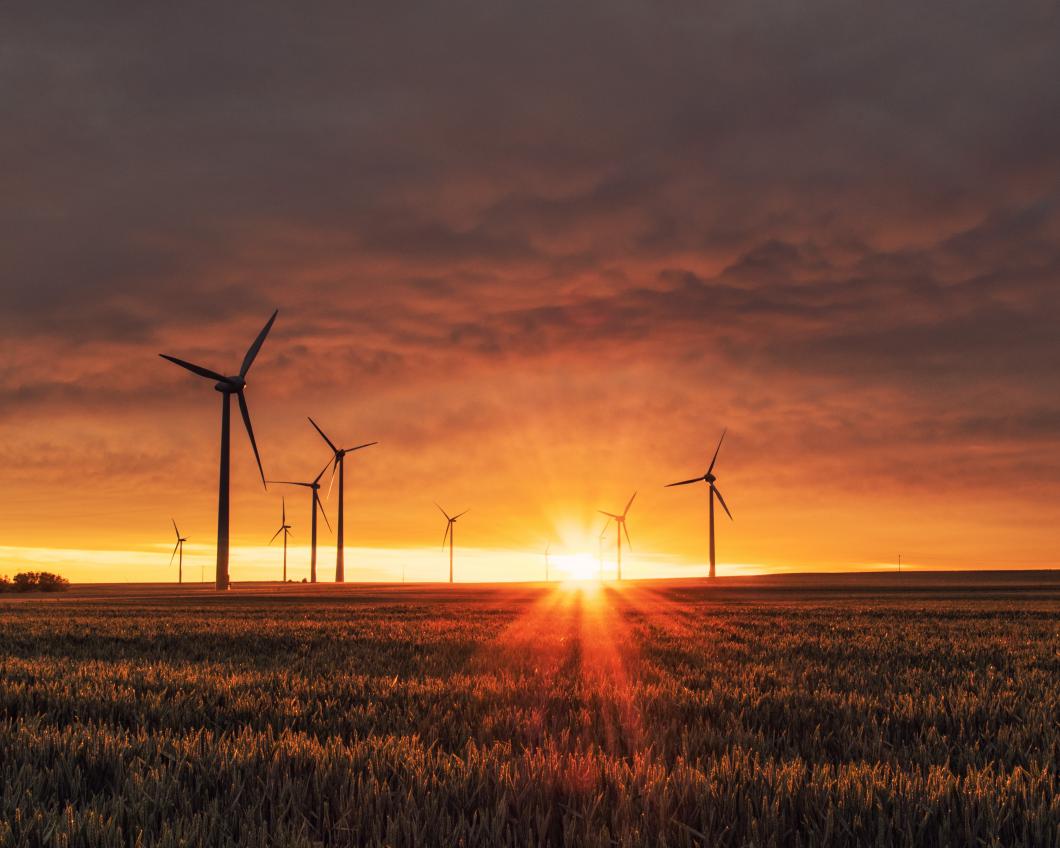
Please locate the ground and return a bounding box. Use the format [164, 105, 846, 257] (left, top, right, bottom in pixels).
[0, 572, 1057, 847]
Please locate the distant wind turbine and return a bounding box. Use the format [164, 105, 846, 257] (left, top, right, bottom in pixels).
[269, 497, 293, 582]
[160, 310, 278, 590]
[308, 417, 377, 583]
[598, 522, 609, 580]
[170, 519, 187, 584]
[436, 504, 468, 584]
[666, 429, 733, 579]
[544, 542, 551, 583]
[269, 462, 332, 583]
[599, 492, 636, 581]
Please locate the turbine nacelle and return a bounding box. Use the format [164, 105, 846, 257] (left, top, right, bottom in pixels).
[213, 376, 246, 393]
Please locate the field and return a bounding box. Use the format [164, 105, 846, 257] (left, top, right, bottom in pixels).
[0, 573, 1058, 847]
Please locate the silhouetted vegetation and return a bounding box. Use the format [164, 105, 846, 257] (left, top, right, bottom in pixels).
[0, 572, 69, 593]
[0, 584, 1055, 846]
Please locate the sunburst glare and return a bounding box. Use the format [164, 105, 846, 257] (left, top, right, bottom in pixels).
[553, 552, 599, 582]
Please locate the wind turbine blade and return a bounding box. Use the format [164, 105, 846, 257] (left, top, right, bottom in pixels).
[706, 428, 727, 476]
[623, 491, 637, 516]
[453, 509, 470, 519]
[344, 441, 378, 453]
[281, 497, 286, 524]
[599, 519, 611, 538]
[313, 459, 332, 485]
[269, 526, 283, 544]
[159, 354, 226, 383]
[307, 416, 339, 453]
[316, 493, 333, 533]
[240, 309, 278, 377]
[268, 480, 312, 488]
[172, 518, 180, 539]
[442, 521, 451, 548]
[713, 485, 734, 520]
[624, 521, 632, 550]
[598, 510, 620, 519]
[237, 392, 266, 488]
[170, 541, 180, 567]
[665, 477, 703, 487]
[435, 502, 452, 521]
[324, 455, 340, 502]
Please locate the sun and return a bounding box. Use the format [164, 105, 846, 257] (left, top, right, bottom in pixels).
[555, 553, 598, 582]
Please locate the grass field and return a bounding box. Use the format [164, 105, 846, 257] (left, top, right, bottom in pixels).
[0, 573, 1057, 846]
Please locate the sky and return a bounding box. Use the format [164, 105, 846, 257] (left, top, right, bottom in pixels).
[1, 1, 1059, 583]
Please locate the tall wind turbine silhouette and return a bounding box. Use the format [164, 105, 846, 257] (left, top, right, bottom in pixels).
[269, 497, 293, 582]
[269, 463, 332, 583]
[599, 492, 636, 581]
[666, 429, 733, 579]
[308, 417, 377, 583]
[170, 519, 187, 584]
[436, 504, 468, 584]
[160, 310, 277, 590]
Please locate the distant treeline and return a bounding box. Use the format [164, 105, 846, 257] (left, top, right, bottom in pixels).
[0, 572, 70, 593]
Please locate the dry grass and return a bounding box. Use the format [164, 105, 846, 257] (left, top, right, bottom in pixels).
[0, 575, 1057, 846]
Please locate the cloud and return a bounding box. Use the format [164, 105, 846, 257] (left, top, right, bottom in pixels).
[1, 0, 1058, 567]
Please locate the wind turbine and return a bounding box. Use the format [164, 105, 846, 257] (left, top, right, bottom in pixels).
[308, 417, 377, 583]
[599, 492, 636, 581]
[544, 542, 551, 583]
[170, 519, 187, 584]
[269, 462, 332, 583]
[665, 429, 733, 579]
[436, 504, 468, 584]
[160, 310, 277, 591]
[598, 522, 609, 580]
[269, 498, 293, 582]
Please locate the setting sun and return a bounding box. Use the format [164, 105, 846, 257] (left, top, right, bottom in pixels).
[555, 553, 599, 582]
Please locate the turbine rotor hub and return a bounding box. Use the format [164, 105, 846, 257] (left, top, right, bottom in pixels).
[213, 376, 246, 393]
[705, 473, 716, 483]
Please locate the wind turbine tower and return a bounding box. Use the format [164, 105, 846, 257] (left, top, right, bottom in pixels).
[269, 462, 332, 583]
[170, 519, 187, 584]
[160, 310, 277, 590]
[269, 498, 293, 582]
[598, 523, 608, 580]
[599, 492, 636, 581]
[665, 429, 733, 579]
[436, 504, 468, 584]
[308, 417, 377, 582]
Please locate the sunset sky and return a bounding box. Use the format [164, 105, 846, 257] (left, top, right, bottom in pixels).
[2, 2, 1059, 582]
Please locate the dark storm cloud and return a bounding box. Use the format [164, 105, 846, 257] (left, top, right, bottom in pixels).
[4, 1, 1058, 328]
[2, 0, 1059, 505]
